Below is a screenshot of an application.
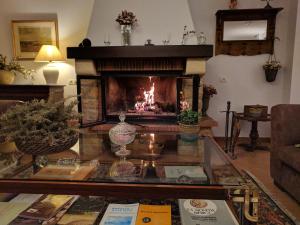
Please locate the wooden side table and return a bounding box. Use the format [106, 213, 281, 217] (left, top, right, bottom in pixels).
[0, 85, 64, 103]
[235, 113, 271, 151]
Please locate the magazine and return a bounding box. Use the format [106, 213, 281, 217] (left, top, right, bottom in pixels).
[10, 195, 78, 225]
[58, 212, 100, 225]
[136, 204, 171, 225]
[179, 199, 239, 225]
[99, 203, 139, 225]
[0, 202, 29, 225]
[19, 194, 74, 220]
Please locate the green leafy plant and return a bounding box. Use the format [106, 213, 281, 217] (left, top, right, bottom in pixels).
[178, 109, 200, 125]
[0, 99, 80, 145]
[263, 54, 281, 70]
[0, 54, 34, 79]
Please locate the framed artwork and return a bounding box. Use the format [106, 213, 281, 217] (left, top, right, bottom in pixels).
[11, 20, 59, 60]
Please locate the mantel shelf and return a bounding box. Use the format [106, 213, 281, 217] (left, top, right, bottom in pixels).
[67, 45, 214, 59]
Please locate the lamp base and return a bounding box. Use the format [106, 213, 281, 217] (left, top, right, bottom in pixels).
[43, 67, 59, 84]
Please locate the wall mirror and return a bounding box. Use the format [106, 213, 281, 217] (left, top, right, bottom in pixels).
[215, 8, 283, 56]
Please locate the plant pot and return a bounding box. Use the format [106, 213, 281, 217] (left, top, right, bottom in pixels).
[264, 68, 279, 82]
[202, 96, 210, 116]
[15, 133, 79, 156]
[0, 141, 17, 154]
[179, 123, 200, 142]
[0, 70, 15, 85]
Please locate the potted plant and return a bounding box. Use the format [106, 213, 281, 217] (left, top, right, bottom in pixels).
[263, 54, 281, 82]
[0, 99, 80, 157]
[202, 84, 217, 116]
[178, 109, 201, 141]
[0, 54, 33, 84]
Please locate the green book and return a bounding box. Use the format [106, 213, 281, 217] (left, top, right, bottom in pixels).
[164, 166, 207, 180]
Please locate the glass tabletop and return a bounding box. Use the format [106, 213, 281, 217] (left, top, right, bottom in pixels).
[0, 131, 244, 187]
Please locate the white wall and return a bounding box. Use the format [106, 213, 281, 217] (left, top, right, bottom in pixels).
[1, 0, 298, 137]
[87, 0, 195, 46]
[0, 0, 95, 98]
[188, 0, 295, 137]
[290, 0, 300, 103]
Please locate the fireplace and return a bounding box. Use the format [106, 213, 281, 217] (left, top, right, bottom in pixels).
[106, 75, 178, 117]
[67, 45, 213, 127]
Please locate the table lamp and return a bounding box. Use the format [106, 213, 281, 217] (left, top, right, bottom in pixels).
[35, 45, 64, 84]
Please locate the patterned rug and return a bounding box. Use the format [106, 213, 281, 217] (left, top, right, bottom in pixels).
[242, 171, 299, 225]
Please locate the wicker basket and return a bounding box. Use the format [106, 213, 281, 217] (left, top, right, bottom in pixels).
[15, 133, 79, 156]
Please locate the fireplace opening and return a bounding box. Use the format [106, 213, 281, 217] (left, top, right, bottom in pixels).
[105, 75, 179, 120]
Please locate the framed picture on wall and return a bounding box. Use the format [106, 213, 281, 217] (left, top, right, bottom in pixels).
[11, 20, 59, 60]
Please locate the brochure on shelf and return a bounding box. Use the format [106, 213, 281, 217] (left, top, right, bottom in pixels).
[99, 203, 139, 225]
[136, 204, 171, 225]
[179, 199, 239, 225]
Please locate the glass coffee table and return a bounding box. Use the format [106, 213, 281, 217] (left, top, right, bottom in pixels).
[0, 131, 259, 224]
[0, 131, 245, 198]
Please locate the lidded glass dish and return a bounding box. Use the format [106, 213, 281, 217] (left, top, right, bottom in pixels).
[109, 113, 136, 158]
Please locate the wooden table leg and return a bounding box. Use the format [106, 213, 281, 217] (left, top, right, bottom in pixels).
[249, 121, 259, 151]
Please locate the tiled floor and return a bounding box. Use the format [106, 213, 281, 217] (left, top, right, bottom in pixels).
[217, 140, 300, 221]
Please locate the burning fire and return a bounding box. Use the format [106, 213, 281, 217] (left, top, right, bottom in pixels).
[135, 77, 156, 113]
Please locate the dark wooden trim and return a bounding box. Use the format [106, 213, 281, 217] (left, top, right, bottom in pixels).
[67, 45, 213, 59]
[0, 180, 228, 200]
[215, 136, 270, 143]
[215, 8, 283, 56]
[192, 75, 200, 112]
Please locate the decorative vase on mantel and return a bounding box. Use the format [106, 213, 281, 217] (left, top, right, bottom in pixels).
[121, 24, 132, 46]
[202, 96, 210, 116]
[116, 10, 137, 46]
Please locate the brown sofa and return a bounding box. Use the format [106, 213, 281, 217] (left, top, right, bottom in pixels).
[271, 104, 300, 202]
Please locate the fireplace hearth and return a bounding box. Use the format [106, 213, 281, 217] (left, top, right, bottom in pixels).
[105, 75, 178, 119]
[67, 45, 213, 127]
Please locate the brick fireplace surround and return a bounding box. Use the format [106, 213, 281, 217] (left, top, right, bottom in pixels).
[67, 45, 217, 136]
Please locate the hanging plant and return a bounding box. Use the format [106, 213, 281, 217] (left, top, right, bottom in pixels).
[263, 54, 281, 82]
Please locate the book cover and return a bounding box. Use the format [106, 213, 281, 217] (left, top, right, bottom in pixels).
[99, 203, 139, 225]
[10, 196, 78, 225]
[179, 199, 239, 225]
[31, 165, 95, 181]
[136, 204, 171, 225]
[0, 202, 29, 225]
[164, 166, 207, 181]
[57, 212, 100, 225]
[19, 194, 74, 221]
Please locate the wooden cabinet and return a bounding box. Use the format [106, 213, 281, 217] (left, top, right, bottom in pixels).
[0, 85, 64, 102]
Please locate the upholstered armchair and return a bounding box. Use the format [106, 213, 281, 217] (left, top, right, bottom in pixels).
[271, 104, 300, 202]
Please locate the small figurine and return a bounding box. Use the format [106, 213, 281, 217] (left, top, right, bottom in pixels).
[261, 0, 273, 9]
[145, 39, 154, 46]
[229, 0, 238, 9]
[79, 38, 92, 47]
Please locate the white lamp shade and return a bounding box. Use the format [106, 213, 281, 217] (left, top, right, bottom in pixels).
[35, 45, 64, 62]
